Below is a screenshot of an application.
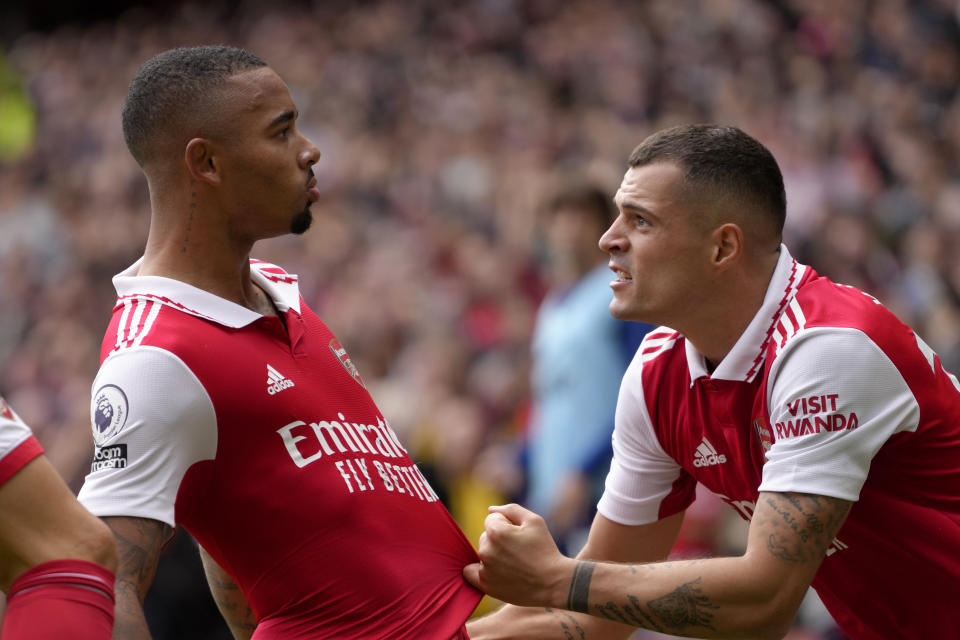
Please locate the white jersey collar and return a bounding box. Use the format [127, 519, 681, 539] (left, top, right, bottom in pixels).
[113, 258, 303, 329]
[686, 244, 806, 384]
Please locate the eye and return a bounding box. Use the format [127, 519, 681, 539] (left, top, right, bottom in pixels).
[278, 126, 291, 139]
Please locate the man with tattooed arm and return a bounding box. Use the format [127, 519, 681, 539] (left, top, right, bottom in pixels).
[465, 125, 960, 639]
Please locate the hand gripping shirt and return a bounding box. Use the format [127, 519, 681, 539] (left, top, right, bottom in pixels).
[78, 259, 481, 639]
[0, 397, 44, 486]
[598, 246, 960, 640]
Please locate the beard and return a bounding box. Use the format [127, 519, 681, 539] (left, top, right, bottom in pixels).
[290, 206, 313, 235]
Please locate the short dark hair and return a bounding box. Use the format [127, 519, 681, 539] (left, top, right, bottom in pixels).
[546, 183, 616, 229]
[627, 125, 786, 237]
[122, 46, 267, 165]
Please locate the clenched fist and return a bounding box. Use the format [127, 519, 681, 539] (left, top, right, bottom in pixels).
[462, 503, 575, 608]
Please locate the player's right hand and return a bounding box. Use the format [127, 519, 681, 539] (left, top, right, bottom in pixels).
[463, 503, 574, 610]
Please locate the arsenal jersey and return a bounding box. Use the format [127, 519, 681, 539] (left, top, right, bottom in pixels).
[78, 259, 481, 639]
[598, 245, 960, 639]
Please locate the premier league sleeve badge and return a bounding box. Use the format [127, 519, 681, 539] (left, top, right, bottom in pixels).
[92, 384, 129, 446]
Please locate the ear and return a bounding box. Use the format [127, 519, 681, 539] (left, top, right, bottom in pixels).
[184, 138, 221, 186]
[710, 222, 744, 269]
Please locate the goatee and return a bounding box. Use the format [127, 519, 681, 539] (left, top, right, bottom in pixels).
[291, 207, 313, 235]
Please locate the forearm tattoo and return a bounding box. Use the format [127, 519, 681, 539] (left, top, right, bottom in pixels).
[566, 561, 596, 613]
[199, 548, 257, 639]
[591, 578, 717, 634]
[647, 577, 718, 630]
[104, 517, 172, 639]
[207, 574, 257, 638]
[761, 493, 849, 563]
[545, 608, 586, 640]
[593, 595, 665, 631]
[107, 518, 170, 599]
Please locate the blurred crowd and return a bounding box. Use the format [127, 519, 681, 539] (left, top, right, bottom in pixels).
[2, 0, 959, 637]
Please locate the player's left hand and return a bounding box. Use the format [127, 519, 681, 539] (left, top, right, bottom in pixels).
[462, 503, 574, 608]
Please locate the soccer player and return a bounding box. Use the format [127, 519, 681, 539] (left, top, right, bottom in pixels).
[77, 46, 481, 639]
[464, 125, 960, 639]
[0, 395, 116, 639]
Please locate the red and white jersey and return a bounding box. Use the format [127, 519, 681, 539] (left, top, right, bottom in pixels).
[599, 246, 960, 639]
[0, 396, 43, 487]
[78, 259, 481, 639]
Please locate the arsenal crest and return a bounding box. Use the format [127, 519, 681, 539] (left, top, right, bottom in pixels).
[329, 338, 364, 387]
[753, 417, 773, 460]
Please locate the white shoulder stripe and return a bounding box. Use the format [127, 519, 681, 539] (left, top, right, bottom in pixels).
[641, 337, 678, 364]
[774, 298, 809, 356]
[770, 326, 784, 353]
[642, 333, 675, 349]
[115, 299, 133, 350]
[126, 299, 148, 345]
[779, 310, 795, 338]
[112, 299, 161, 353]
[788, 297, 806, 330]
[131, 301, 162, 348]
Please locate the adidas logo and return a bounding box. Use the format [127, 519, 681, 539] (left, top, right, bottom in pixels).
[267, 364, 295, 395]
[692, 437, 727, 468]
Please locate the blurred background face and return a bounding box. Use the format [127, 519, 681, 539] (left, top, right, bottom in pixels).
[544, 205, 608, 277]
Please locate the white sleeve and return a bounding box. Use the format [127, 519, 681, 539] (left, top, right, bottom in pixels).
[0, 400, 34, 453]
[597, 352, 687, 526]
[77, 347, 218, 528]
[759, 327, 919, 500]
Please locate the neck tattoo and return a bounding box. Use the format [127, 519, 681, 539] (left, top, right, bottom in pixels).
[182, 178, 197, 253]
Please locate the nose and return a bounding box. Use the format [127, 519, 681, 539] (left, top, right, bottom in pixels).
[598, 215, 626, 255]
[299, 135, 321, 169]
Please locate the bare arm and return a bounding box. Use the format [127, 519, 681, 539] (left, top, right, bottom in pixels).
[0, 455, 116, 591]
[467, 492, 850, 640]
[466, 510, 685, 640]
[102, 516, 172, 640]
[199, 546, 257, 640]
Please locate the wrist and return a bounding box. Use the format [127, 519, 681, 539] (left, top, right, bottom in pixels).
[562, 558, 598, 614]
[548, 556, 580, 610]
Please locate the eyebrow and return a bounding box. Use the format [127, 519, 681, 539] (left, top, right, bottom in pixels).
[619, 200, 659, 220]
[268, 110, 297, 130]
